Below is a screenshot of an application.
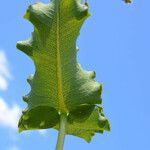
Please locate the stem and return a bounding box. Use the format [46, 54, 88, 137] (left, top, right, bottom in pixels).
[55, 113, 67, 150]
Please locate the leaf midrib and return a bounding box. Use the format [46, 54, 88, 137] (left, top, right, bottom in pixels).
[56, 0, 67, 113]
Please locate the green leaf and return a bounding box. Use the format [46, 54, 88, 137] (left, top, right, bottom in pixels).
[17, 0, 110, 141]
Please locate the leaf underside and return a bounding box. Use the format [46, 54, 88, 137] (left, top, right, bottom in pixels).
[17, 0, 110, 142]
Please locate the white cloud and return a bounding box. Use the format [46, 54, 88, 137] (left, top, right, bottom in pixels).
[0, 50, 11, 91]
[0, 97, 21, 130]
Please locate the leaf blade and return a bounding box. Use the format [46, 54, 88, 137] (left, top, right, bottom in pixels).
[17, 0, 110, 141]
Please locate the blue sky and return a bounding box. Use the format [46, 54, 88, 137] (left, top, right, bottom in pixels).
[0, 0, 150, 150]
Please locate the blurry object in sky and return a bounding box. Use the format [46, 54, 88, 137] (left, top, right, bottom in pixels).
[124, 0, 132, 3]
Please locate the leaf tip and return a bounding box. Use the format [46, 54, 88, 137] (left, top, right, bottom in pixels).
[27, 74, 34, 85]
[16, 40, 33, 57]
[23, 95, 30, 103]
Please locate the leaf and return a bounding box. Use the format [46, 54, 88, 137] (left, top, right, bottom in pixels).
[17, 0, 110, 141]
